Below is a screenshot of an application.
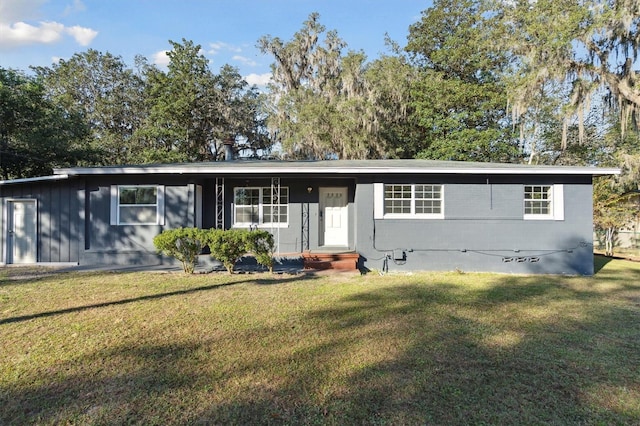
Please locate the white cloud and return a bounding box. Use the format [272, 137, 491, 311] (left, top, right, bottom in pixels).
[152, 50, 170, 67]
[0, 21, 64, 46]
[65, 25, 97, 46]
[0, 0, 97, 49]
[208, 41, 242, 55]
[245, 72, 272, 87]
[232, 55, 257, 67]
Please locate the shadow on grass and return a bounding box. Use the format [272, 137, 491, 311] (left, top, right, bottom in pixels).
[0, 273, 319, 325]
[199, 277, 640, 424]
[1, 269, 638, 424]
[594, 254, 613, 274]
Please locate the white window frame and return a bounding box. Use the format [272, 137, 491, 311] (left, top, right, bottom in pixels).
[233, 186, 289, 228]
[523, 184, 564, 221]
[110, 185, 165, 225]
[374, 183, 444, 219]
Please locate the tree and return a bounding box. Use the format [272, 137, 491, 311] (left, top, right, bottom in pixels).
[362, 52, 420, 158]
[208, 65, 273, 159]
[137, 39, 273, 162]
[136, 39, 214, 163]
[0, 68, 91, 179]
[591, 112, 640, 256]
[34, 50, 146, 166]
[593, 177, 638, 256]
[259, 13, 397, 159]
[498, 0, 640, 147]
[405, 0, 520, 162]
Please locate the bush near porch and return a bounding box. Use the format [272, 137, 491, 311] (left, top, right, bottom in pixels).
[154, 228, 275, 274]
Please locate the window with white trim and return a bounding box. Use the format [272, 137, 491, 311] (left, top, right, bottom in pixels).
[524, 185, 551, 215]
[111, 185, 165, 225]
[523, 184, 564, 220]
[233, 187, 288, 226]
[376, 183, 444, 218]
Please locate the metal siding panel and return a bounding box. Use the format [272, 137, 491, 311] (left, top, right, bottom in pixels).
[39, 183, 51, 262]
[59, 184, 71, 262]
[71, 180, 83, 261]
[195, 185, 203, 228]
[51, 183, 61, 262]
[0, 179, 82, 264]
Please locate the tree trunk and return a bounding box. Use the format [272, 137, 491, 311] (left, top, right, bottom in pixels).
[605, 227, 616, 257]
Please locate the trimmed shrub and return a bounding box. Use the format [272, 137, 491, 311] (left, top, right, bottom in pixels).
[153, 227, 206, 274]
[205, 228, 250, 274]
[246, 230, 275, 273]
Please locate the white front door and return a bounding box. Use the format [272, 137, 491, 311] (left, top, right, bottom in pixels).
[319, 187, 348, 247]
[8, 200, 37, 263]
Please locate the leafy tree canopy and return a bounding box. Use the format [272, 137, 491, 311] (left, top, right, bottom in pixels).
[406, 0, 520, 163]
[0, 68, 93, 179]
[259, 13, 413, 159]
[34, 50, 145, 166]
[497, 0, 640, 146]
[136, 39, 273, 163]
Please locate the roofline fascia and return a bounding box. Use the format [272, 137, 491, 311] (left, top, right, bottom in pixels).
[54, 166, 621, 176]
[0, 174, 70, 186]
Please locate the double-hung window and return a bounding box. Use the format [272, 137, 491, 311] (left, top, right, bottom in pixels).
[374, 183, 444, 219]
[234, 187, 288, 227]
[110, 185, 165, 225]
[523, 184, 564, 220]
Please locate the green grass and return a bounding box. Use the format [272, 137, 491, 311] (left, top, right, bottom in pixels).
[1, 257, 639, 425]
[613, 247, 640, 260]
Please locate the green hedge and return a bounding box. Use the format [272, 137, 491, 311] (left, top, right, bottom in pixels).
[153, 227, 207, 274]
[204, 229, 250, 274]
[155, 228, 276, 274]
[245, 230, 275, 273]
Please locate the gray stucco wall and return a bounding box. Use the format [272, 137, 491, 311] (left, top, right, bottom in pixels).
[0, 170, 597, 275]
[354, 175, 594, 275]
[0, 179, 83, 264]
[77, 173, 598, 274]
[81, 176, 199, 266]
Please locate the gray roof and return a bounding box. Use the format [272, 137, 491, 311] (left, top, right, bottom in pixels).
[54, 159, 620, 176]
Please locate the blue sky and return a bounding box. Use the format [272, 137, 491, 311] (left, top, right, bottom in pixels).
[0, 0, 431, 85]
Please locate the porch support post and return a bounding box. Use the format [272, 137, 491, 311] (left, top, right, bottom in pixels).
[271, 177, 280, 254]
[215, 177, 224, 229]
[302, 201, 309, 251]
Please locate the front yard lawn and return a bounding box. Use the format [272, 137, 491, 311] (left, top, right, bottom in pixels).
[1, 257, 639, 424]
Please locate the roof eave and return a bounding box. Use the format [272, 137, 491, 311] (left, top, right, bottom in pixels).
[0, 174, 70, 186]
[54, 166, 621, 176]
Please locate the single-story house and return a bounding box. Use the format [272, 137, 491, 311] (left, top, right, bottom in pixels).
[0, 159, 619, 275]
